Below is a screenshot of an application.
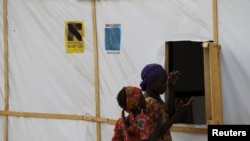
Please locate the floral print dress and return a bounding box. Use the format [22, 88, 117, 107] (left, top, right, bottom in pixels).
[111, 111, 155, 141]
[145, 97, 172, 141]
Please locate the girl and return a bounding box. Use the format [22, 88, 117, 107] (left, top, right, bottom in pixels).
[111, 86, 161, 141]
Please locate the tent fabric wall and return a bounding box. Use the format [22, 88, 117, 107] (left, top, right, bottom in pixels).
[96, 0, 213, 120]
[0, 0, 250, 141]
[219, 0, 250, 124]
[8, 117, 96, 141]
[2, 0, 97, 141]
[7, 0, 95, 115]
[0, 117, 3, 141]
[1, 0, 4, 110]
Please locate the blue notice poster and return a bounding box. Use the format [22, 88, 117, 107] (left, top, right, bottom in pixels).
[105, 24, 121, 51]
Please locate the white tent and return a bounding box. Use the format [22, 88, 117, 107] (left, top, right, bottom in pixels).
[0, 0, 249, 141]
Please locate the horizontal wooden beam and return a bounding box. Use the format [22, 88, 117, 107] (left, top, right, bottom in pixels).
[1, 110, 209, 134]
[0, 111, 117, 124]
[171, 125, 207, 134]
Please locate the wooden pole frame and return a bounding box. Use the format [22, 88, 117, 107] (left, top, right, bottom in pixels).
[213, 0, 219, 43]
[211, 0, 223, 124]
[3, 0, 9, 141]
[91, 0, 101, 141]
[0, 111, 116, 124]
[165, 0, 223, 133]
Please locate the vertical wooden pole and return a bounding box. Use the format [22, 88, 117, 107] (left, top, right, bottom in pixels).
[211, 0, 223, 124]
[209, 43, 223, 124]
[213, 0, 218, 43]
[3, 0, 9, 141]
[91, 0, 101, 140]
[203, 43, 212, 124]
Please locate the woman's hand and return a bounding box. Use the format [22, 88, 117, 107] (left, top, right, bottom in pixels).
[176, 97, 194, 113]
[168, 71, 182, 86]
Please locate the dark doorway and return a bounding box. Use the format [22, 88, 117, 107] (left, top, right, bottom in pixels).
[167, 41, 206, 124]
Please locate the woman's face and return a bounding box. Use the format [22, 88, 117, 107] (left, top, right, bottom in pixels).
[152, 72, 167, 94]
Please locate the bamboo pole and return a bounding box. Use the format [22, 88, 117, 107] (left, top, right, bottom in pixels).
[3, 0, 9, 141]
[91, 0, 101, 141]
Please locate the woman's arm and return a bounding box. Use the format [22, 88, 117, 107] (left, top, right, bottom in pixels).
[167, 71, 181, 117]
[159, 97, 194, 136]
[167, 85, 176, 118]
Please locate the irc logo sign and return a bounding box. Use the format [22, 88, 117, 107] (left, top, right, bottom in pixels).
[65, 21, 84, 53]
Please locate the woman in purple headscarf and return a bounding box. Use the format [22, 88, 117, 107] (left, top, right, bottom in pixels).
[140, 63, 193, 141]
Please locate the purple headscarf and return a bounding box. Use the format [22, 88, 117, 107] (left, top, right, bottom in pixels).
[140, 63, 166, 91]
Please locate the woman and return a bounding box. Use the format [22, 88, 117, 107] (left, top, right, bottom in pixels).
[111, 86, 162, 141]
[140, 63, 193, 141]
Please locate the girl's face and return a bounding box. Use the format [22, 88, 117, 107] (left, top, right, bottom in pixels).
[138, 93, 146, 109]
